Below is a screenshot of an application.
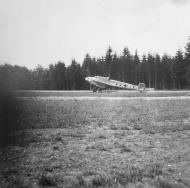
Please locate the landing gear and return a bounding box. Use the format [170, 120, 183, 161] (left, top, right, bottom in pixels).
[92, 87, 102, 92]
[92, 87, 97, 92]
[97, 88, 102, 92]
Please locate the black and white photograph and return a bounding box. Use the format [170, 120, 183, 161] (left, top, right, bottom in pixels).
[0, 0, 190, 187]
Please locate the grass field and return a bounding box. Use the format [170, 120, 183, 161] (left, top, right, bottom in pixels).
[14, 90, 190, 98]
[1, 91, 190, 188]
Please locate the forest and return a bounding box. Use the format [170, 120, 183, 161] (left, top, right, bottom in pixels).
[1, 38, 190, 90]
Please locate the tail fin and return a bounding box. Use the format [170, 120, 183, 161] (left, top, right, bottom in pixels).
[138, 83, 145, 92]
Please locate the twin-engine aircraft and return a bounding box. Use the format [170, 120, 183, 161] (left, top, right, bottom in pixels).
[85, 76, 147, 92]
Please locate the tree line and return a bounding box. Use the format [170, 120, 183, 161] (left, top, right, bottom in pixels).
[1, 38, 190, 90]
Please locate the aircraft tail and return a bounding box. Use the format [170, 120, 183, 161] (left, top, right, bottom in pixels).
[138, 83, 146, 92]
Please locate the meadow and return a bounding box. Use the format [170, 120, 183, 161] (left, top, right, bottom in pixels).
[1, 91, 190, 188]
[14, 90, 190, 98]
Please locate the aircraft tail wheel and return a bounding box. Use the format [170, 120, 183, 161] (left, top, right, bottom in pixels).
[93, 87, 97, 92]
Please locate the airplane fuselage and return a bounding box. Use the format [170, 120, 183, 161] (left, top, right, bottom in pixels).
[85, 76, 140, 91]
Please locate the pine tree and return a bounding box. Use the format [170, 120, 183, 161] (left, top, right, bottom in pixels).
[154, 54, 161, 89]
[121, 47, 131, 82]
[161, 54, 172, 89]
[184, 38, 190, 88]
[146, 54, 154, 88]
[133, 50, 140, 84]
[173, 49, 185, 89]
[110, 53, 119, 79]
[105, 46, 113, 77]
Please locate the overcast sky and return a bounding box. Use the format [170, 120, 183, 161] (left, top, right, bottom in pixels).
[0, 0, 190, 69]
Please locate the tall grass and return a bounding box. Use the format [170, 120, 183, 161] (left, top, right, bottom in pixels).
[11, 98, 190, 133]
[1, 95, 190, 187]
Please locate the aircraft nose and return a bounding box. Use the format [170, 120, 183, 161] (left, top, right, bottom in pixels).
[85, 77, 94, 82]
[85, 77, 89, 81]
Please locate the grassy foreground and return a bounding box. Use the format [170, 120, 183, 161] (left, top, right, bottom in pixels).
[1, 97, 190, 188]
[14, 90, 190, 98]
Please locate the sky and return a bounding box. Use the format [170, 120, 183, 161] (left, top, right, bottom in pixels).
[0, 0, 190, 69]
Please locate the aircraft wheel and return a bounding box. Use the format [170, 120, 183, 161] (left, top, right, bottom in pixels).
[98, 88, 102, 92]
